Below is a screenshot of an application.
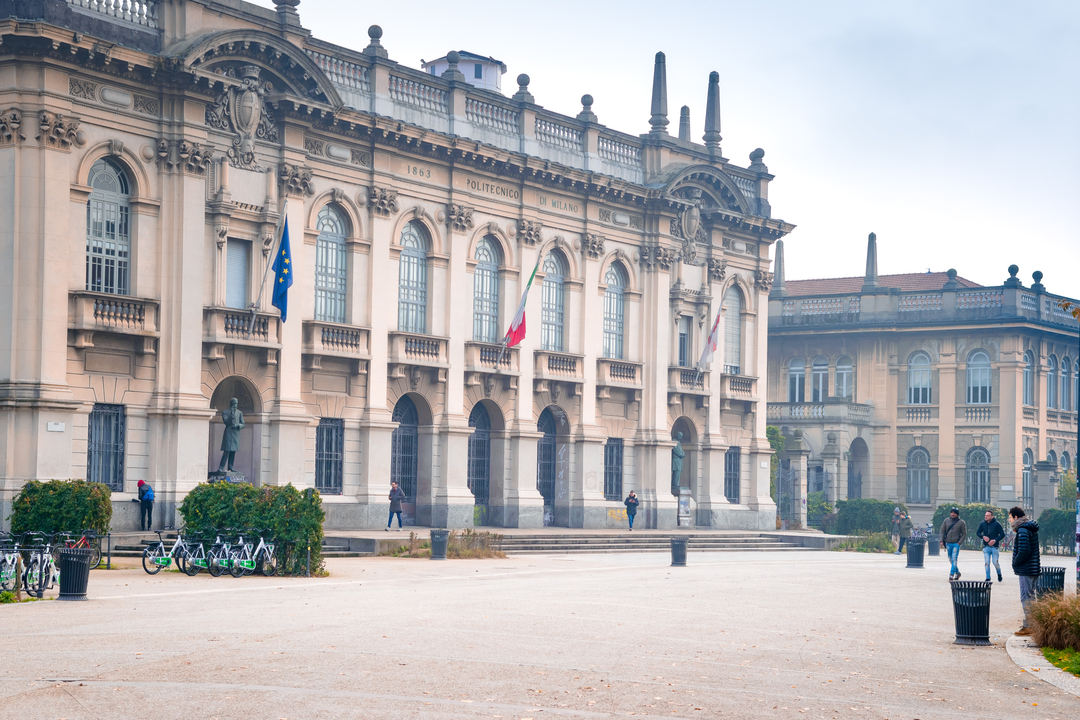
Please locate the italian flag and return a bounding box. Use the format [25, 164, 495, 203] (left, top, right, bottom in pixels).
[503, 255, 542, 347]
[697, 304, 723, 370]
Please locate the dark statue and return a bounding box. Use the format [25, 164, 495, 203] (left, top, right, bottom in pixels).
[671, 431, 685, 496]
[217, 397, 245, 472]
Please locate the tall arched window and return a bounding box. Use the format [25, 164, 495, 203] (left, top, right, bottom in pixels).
[1022, 448, 1033, 510]
[541, 251, 567, 351]
[906, 447, 930, 504]
[965, 447, 990, 504]
[835, 356, 853, 401]
[1074, 360, 1079, 412]
[1061, 452, 1071, 474]
[811, 357, 829, 402]
[1061, 357, 1071, 412]
[908, 352, 932, 405]
[314, 204, 348, 323]
[966, 351, 991, 404]
[472, 237, 501, 343]
[788, 358, 805, 402]
[722, 287, 742, 375]
[1047, 449, 1057, 466]
[1047, 355, 1058, 409]
[603, 263, 627, 359]
[397, 222, 429, 334]
[86, 159, 131, 295]
[1023, 351, 1035, 406]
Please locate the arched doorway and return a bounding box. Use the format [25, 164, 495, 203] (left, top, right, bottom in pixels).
[468, 403, 491, 524]
[848, 437, 868, 499]
[671, 417, 697, 497]
[207, 376, 261, 483]
[536, 406, 570, 527]
[391, 395, 419, 525]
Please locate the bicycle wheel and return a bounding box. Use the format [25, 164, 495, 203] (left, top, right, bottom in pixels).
[229, 550, 247, 578]
[142, 547, 164, 575]
[258, 549, 278, 577]
[207, 548, 225, 577]
[183, 550, 201, 577]
[89, 543, 102, 570]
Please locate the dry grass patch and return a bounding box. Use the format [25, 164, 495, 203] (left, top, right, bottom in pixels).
[1030, 592, 1080, 652]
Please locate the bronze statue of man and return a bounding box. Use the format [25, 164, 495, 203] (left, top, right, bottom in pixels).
[671, 431, 685, 496]
[217, 397, 245, 472]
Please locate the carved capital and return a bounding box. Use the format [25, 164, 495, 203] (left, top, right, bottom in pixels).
[755, 270, 774, 293]
[707, 258, 727, 283]
[639, 244, 677, 272]
[518, 220, 543, 246]
[37, 110, 84, 150]
[178, 140, 213, 176]
[583, 233, 605, 259]
[0, 109, 25, 145]
[215, 224, 229, 248]
[448, 204, 475, 233]
[370, 186, 399, 217]
[278, 163, 315, 197]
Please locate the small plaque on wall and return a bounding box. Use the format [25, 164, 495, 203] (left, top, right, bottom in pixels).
[46, 422, 65, 432]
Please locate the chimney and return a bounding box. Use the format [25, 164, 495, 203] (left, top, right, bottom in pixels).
[862, 232, 879, 292]
[770, 239, 788, 299]
[703, 71, 721, 153]
[649, 52, 669, 135]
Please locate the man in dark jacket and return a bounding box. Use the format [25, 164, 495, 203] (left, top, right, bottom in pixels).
[1008, 506, 1040, 636]
[624, 491, 639, 530]
[896, 513, 914, 554]
[386, 481, 405, 532]
[940, 508, 967, 580]
[977, 509, 1006, 582]
[136, 480, 154, 532]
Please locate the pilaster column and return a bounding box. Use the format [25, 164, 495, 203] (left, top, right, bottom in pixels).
[785, 430, 809, 528]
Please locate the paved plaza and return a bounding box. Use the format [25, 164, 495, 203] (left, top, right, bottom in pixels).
[2, 548, 1078, 719]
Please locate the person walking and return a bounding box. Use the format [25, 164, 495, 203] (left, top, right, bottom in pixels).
[940, 507, 967, 580]
[1009, 506, 1041, 636]
[890, 507, 902, 551]
[977, 509, 1006, 582]
[136, 480, 154, 532]
[624, 491, 639, 531]
[896, 512, 914, 554]
[386, 481, 405, 531]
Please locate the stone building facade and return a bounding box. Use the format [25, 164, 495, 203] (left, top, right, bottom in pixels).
[766, 234, 1079, 525]
[0, 0, 792, 530]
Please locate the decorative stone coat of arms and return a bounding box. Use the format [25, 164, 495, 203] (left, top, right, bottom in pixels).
[205, 65, 279, 171]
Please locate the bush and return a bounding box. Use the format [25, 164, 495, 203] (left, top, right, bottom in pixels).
[1037, 508, 1076, 556]
[818, 512, 839, 535]
[9, 479, 112, 535]
[386, 529, 506, 559]
[1060, 469, 1077, 511]
[833, 532, 896, 553]
[807, 491, 833, 528]
[931, 503, 1003, 551]
[178, 482, 325, 575]
[1030, 593, 1080, 652]
[833, 499, 907, 535]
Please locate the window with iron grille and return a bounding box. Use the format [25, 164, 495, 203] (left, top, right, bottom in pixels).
[315, 205, 348, 324]
[604, 438, 623, 501]
[603, 263, 627, 359]
[906, 447, 930, 504]
[472, 237, 500, 343]
[724, 447, 740, 503]
[87, 403, 125, 491]
[315, 418, 344, 495]
[86, 160, 131, 296]
[907, 352, 932, 404]
[541, 252, 566, 351]
[397, 221, 429, 334]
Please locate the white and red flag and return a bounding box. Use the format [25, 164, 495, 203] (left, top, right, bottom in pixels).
[697, 304, 723, 371]
[503, 255, 542, 347]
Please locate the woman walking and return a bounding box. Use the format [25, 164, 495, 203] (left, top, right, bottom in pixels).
[386, 481, 405, 531]
[624, 490, 639, 531]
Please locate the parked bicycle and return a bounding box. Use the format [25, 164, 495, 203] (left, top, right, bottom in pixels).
[0, 531, 21, 591]
[55, 529, 103, 569]
[140, 527, 279, 578]
[141, 530, 200, 575]
[19, 532, 59, 597]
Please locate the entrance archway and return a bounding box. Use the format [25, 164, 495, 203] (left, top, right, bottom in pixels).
[468, 403, 491, 523]
[391, 395, 419, 525]
[848, 436, 868, 499]
[207, 376, 261, 483]
[536, 406, 570, 527]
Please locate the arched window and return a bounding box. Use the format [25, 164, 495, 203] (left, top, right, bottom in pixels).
[788, 358, 805, 403]
[541, 251, 566, 352]
[811, 357, 829, 402]
[966, 351, 991, 405]
[1047, 449, 1057, 466]
[906, 447, 930, 504]
[1047, 355, 1058, 409]
[397, 222, 429, 334]
[603, 263, 627, 359]
[1061, 357, 1071, 412]
[965, 447, 990, 504]
[835, 356, 853, 401]
[1023, 351, 1035, 406]
[1061, 451, 1071, 474]
[86, 159, 131, 295]
[467, 403, 491, 506]
[1022, 448, 1033, 510]
[314, 204, 348, 323]
[472, 237, 501, 343]
[722, 287, 742, 375]
[908, 352, 932, 405]
[1074, 360, 1079, 413]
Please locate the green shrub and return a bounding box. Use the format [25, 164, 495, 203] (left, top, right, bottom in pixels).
[833, 532, 896, 553]
[1031, 593, 1080, 652]
[818, 511, 839, 535]
[178, 482, 325, 575]
[9, 479, 112, 535]
[1060, 469, 1077, 511]
[807, 491, 833, 528]
[1037, 508, 1076, 556]
[833, 499, 907, 535]
[931, 503, 1003, 550]
[0, 591, 14, 604]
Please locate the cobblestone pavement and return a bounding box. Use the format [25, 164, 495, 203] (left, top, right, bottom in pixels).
[1, 548, 1077, 719]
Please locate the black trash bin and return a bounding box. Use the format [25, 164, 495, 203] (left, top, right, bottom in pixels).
[1036, 567, 1066, 598]
[926, 535, 941, 556]
[670, 537, 687, 567]
[950, 580, 992, 645]
[58, 547, 93, 601]
[430, 529, 450, 560]
[906, 538, 925, 568]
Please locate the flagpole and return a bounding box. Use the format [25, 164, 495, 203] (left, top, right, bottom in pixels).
[246, 209, 286, 340]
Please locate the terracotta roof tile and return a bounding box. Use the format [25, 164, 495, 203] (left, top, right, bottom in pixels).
[785, 272, 982, 297]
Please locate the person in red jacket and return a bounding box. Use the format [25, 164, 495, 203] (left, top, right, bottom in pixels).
[136, 480, 154, 532]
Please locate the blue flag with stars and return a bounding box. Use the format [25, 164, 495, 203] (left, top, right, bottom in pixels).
[271, 217, 293, 322]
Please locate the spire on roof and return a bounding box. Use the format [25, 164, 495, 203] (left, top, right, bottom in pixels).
[703, 71, 722, 153]
[862, 232, 879, 292]
[649, 52, 669, 136]
[770, 239, 788, 299]
[678, 106, 690, 141]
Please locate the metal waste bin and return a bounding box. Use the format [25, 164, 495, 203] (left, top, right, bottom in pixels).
[1036, 567, 1066, 598]
[430, 529, 450, 560]
[905, 538, 925, 568]
[58, 547, 93, 601]
[670, 537, 687, 567]
[926, 535, 940, 556]
[950, 580, 992, 645]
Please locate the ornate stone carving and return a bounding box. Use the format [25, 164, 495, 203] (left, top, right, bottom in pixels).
[262, 230, 275, 257]
[629, 215, 643, 230]
[551, 383, 561, 403]
[639, 244, 677, 272]
[448, 204, 475, 233]
[214, 223, 229, 248]
[0, 109, 24, 145]
[37, 111, 82, 150]
[583, 234, 605, 259]
[755, 271, 774, 293]
[278, 163, 315, 197]
[670, 213, 708, 244]
[304, 136, 324, 156]
[598, 208, 612, 222]
[108, 139, 124, 157]
[156, 139, 213, 175]
[370, 187, 399, 217]
[518, 220, 542, 246]
[707, 258, 727, 283]
[409, 366, 423, 391]
[350, 148, 372, 166]
[69, 78, 97, 101]
[482, 374, 495, 398]
[133, 95, 159, 116]
[205, 65, 279, 170]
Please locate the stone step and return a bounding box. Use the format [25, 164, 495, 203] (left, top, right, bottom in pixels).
[504, 546, 813, 555]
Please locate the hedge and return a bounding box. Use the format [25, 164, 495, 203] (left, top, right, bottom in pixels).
[178, 482, 325, 575]
[931, 503, 1004, 551]
[1036, 508, 1077, 556]
[9, 479, 112, 535]
[832, 498, 908, 535]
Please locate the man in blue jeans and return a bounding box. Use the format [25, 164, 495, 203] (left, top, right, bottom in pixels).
[939, 507, 967, 580]
[976, 509, 1006, 582]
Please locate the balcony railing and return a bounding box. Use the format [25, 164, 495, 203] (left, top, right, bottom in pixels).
[534, 350, 585, 382]
[766, 402, 874, 424]
[718, 374, 756, 400]
[303, 321, 370, 359]
[963, 406, 994, 423]
[70, 291, 158, 335]
[204, 308, 281, 348]
[1022, 406, 1038, 424]
[66, 0, 159, 29]
[464, 341, 519, 374]
[667, 367, 710, 395]
[387, 331, 449, 368]
[597, 358, 643, 388]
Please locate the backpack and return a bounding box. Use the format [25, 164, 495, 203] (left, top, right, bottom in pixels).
[144, 485, 154, 502]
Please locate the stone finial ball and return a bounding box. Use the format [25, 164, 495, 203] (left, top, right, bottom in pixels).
[827, 432, 837, 443]
[946, 268, 957, 279]
[1008, 264, 1019, 277]
[1033, 270, 1043, 283]
[581, 94, 594, 107]
[446, 51, 460, 65]
[749, 148, 765, 161]
[517, 73, 530, 87]
[368, 25, 383, 40]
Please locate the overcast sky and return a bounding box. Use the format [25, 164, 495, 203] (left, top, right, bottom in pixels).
[255, 0, 1079, 296]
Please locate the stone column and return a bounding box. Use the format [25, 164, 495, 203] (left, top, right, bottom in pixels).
[821, 432, 841, 505]
[786, 430, 809, 528]
[1032, 460, 1056, 518]
[503, 430, 544, 528]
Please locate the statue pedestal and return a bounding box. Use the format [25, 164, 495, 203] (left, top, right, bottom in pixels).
[677, 488, 692, 527]
[208, 471, 248, 485]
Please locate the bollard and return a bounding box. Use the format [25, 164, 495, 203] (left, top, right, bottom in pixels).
[106, 533, 111, 570]
[430, 529, 450, 560]
[1035, 567, 1066, 598]
[905, 538, 925, 568]
[58, 548, 92, 601]
[306, 545, 311, 578]
[950, 580, 992, 645]
[670, 537, 687, 567]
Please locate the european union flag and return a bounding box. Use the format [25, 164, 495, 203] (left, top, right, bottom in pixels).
[271, 218, 293, 322]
